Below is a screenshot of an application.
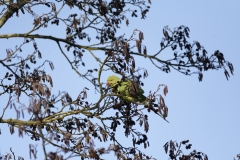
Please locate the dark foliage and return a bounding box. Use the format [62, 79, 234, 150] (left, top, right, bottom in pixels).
[164, 140, 208, 160]
[0, 0, 234, 159]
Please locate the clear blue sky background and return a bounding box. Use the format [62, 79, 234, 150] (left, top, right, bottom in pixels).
[0, 0, 239, 160]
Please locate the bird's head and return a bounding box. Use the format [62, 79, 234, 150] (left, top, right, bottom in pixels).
[106, 75, 121, 87]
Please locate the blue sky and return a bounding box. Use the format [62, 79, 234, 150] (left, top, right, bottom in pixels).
[0, 0, 239, 159]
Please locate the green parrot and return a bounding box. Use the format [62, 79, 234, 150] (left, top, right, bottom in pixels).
[107, 75, 169, 122]
[106, 75, 146, 103]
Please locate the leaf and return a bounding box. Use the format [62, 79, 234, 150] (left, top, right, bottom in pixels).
[163, 85, 168, 96]
[204, 155, 208, 160]
[52, 3, 56, 12]
[160, 41, 164, 48]
[143, 46, 147, 55]
[33, 42, 38, 50]
[163, 142, 168, 154]
[38, 50, 42, 59]
[38, 83, 45, 96]
[198, 72, 203, 82]
[141, 31, 144, 40]
[164, 106, 168, 118]
[10, 125, 14, 134]
[195, 41, 201, 50]
[163, 29, 169, 38]
[66, 1, 73, 8]
[227, 62, 234, 75]
[88, 7, 93, 14]
[160, 95, 165, 106]
[123, 42, 129, 63]
[47, 75, 53, 87]
[143, 70, 148, 78]
[132, 58, 135, 69]
[20, 8, 25, 14]
[16, 10, 19, 17]
[87, 37, 91, 42]
[132, 138, 136, 147]
[144, 121, 149, 133]
[45, 86, 51, 99]
[27, 5, 32, 13]
[224, 69, 229, 80]
[76, 118, 81, 132]
[65, 93, 72, 103]
[48, 62, 54, 70]
[126, 19, 129, 26]
[139, 31, 144, 43]
[136, 40, 141, 53]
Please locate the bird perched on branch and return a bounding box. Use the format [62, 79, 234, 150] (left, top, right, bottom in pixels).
[106, 75, 146, 103]
[107, 75, 169, 122]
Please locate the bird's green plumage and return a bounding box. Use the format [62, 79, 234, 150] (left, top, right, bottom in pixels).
[107, 75, 146, 103]
[107, 75, 168, 122]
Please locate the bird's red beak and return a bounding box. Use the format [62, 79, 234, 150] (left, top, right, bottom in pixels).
[106, 82, 110, 86]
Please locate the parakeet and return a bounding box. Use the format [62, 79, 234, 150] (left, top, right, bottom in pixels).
[107, 75, 146, 103]
[107, 75, 169, 122]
